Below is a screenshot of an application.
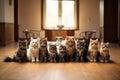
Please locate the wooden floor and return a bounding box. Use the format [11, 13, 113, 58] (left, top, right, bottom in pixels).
[0, 43, 120, 80]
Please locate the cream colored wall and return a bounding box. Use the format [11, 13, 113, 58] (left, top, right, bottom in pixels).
[100, 0, 104, 27]
[0, 0, 5, 22]
[75, 0, 100, 38]
[0, 0, 14, 23]
[4, 0, 14, 23]
[18, 0, 44, 38]
[18, 0, 100, 38]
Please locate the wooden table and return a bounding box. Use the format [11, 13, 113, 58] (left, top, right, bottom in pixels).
[45, 30, 74, 41]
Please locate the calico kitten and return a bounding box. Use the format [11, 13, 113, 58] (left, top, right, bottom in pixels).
[13, 40, 27, 62]
[88, 39, 99, 62]
[99, 42, 110, 62]
[48, 44, 57, 62]
[58, 45, 67, 62]
[65, 36, 76, 61]
[76, 39, 87, 62]
[39, 38, 48, 62]
[27, 37, 40, 62]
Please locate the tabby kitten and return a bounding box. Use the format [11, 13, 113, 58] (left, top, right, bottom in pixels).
[13, 40, 27, 62]
[76, 39, 87, 62]
[58, 45, 67, 62]
[88, 39, 99, 62]
[48, 44, 57, 62]
[39, 38, 48, 62]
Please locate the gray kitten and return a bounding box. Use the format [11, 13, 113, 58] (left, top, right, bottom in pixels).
[48, 44, 57, 62]
[39, 38, 48, 62]
[13, 40, 27, 62]
[58, 45, 67, 62]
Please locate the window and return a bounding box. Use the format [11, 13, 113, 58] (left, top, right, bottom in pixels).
[41, 0, 79, 30]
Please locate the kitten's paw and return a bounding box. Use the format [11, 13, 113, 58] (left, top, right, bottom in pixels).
[100, 60, 104, 63]
[50, 60, 53, 62]
[54, 59, 56, 62]
[94, 59, 97, 62]
[36, 60, 39, 62]
[44, 59, 47, 62]
[62, 59, 65, 62]
[76, 58, 79, 62]
[90, 59, 93, 62]
[105, 60, 108, 63]
[32, 60, 35, 62]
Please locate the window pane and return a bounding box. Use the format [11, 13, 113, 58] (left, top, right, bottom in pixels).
[62, 1, 75, 29]
[45, 0, 75, 29]
[46, 0, 58, 28]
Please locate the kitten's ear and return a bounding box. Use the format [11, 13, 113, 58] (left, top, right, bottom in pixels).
[96, 38, 98, 41]
[25, 40, 27, 42]
[83, 39, 85, 42]
[101, 42, 104, 45]
[106, 42, 109, 46]
[45, 37, 47, 40]
[74, 38, 78, 40]
[75, 38, 79, 42]
[37, 37, 40, 41]
[90, 39, 93, 42]
[31, 37, 33, 40]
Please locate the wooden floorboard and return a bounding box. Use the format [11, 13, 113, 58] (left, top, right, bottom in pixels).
[0, 43, 120, 80]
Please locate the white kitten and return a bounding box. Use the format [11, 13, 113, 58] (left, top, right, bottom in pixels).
[27, 37, 40, 62]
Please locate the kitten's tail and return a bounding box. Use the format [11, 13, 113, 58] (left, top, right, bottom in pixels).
[3, 56, 13, 62]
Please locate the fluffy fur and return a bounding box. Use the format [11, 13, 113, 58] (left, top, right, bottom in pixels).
[13, 40, 27, 62]
[88, 39, 99, 62]
[27, 37, 40, 62]
[58, 45, 67, 62]
[76, 38, 87, 62]
[99, 42, 110, 62]
[65, 36, 76, 61]
[39, 38, 48, 62]
[48, 44, 57, 62]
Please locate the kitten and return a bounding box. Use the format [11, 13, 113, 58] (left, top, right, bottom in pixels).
[48, 44, 57, 62]
[76, 38, 87, 62]
[65, 36, 76, 61]
[13, 40, 27, 62]
[99, 42, 110, 62]
[27, 37, 40, 62]
[88, 39, 99, 62]
[39, 38, 48, 62]
[58, 45, 67, 62]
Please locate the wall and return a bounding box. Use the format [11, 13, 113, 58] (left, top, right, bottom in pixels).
[18, 0, 100, 38]
[0, 0, 14, 46]
[0, 0, 14, 23]
[4, 0, 14, 23]
[75, 0, 100, 38]
[0, 0, 5, 22]
[18, 0, 43, 38]
[100, 0, 104, 27]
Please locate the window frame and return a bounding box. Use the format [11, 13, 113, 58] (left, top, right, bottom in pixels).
[41, 0, 79, 30]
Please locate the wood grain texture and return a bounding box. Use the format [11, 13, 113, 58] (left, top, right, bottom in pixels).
[45, 30, 74, 41]
[0, 23, 14, 46]
[0, 43, 120, 80]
